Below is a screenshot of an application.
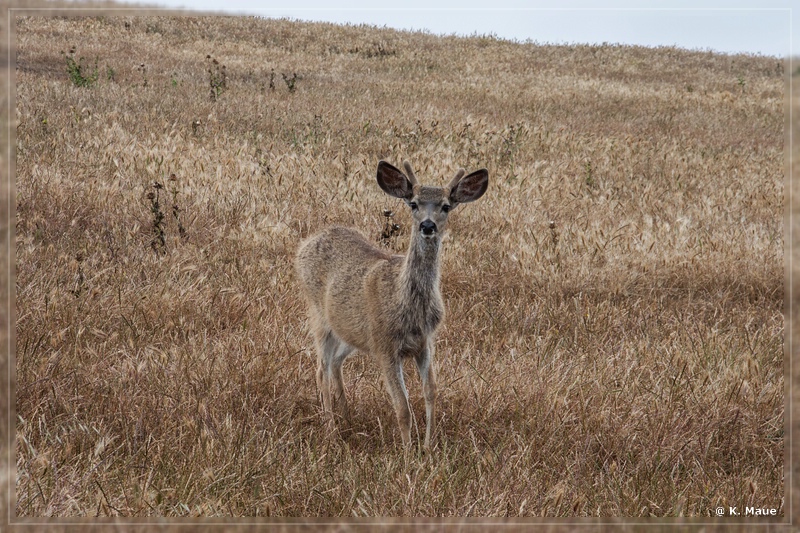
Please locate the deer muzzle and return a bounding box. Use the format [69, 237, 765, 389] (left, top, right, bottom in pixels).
[419, 220, 437, 236]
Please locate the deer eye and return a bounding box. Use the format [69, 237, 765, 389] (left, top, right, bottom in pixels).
[409, 202, 418, 211]
[442, 204, 451, 213]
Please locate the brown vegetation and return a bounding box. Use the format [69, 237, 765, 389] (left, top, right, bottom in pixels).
[13, 14, 785, 518]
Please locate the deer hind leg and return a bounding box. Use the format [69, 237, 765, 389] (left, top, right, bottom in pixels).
[313, 329, 334, 427]
[329, 335, 354, 421]
[380, 355, 412, 446]
[315, 328, 353, 425]
[415, 339, 437, 450]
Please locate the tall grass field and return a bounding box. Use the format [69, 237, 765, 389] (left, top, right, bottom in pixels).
[11, 12, 786, 520]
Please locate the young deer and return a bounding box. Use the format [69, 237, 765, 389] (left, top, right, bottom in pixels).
[295, 160, 489, 448]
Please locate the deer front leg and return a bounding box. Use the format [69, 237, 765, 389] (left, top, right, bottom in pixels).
[380, 355, 412, 446]
[415, 340, 437, 450]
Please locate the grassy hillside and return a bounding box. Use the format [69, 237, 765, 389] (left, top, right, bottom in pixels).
[13, 14, 785, 518]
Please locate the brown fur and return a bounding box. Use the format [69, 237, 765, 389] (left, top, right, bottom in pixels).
[295, 160, 489, 448]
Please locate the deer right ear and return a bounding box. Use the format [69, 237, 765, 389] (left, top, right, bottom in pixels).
[377, 161, 414, 200]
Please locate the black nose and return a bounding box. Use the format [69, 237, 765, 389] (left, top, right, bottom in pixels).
[420, 220, 437, 235]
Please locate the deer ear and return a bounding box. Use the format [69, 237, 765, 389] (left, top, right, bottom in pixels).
[377, 161, 414, 200]
[450, 168, 488, 204]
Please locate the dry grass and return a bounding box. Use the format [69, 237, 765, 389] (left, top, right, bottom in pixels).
[11, 12, 785, 520]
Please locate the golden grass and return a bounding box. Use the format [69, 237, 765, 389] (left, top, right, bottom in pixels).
[11, 12, 786, 520]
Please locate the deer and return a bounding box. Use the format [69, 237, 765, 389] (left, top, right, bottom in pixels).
[294, 160, 489, 449]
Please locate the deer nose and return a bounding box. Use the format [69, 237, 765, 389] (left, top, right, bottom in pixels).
[419, 220, 437, 235]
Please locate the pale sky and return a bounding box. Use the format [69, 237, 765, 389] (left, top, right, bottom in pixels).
[108, 0, 794, 58]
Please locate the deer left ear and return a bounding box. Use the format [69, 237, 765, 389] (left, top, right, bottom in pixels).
[450, 169, 489, 204]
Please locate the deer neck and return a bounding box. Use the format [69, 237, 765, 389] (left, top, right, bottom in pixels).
[399, 229, 442, 319]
